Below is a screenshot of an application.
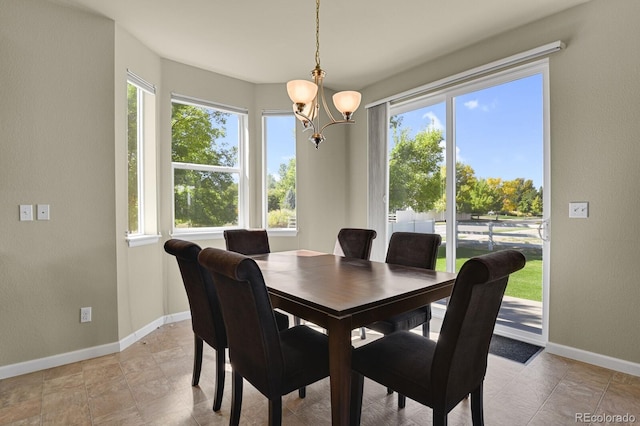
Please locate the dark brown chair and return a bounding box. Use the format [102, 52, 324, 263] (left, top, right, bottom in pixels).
[334, 228, 377, 260]
[333, 227, 377, 338]
[364, 231, 442, 407]
[350, 249, 526, 426]
[223, 229, 270, 255]
[164, 239, 288, 412]
[197, 248, 330, 426]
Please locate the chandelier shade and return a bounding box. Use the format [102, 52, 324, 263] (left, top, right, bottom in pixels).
[286, 0, 361, 148]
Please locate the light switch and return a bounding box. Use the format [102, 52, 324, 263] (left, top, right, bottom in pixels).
[569, 202, 588, 218]
[37, 204, 50, 220]
[19, 205, 33, 221]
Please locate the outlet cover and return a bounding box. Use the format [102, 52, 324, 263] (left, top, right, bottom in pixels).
[80, 307, 92, 323]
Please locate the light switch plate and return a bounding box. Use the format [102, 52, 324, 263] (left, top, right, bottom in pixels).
[19, 205, 33, 221]
[37, 204, 50, 220]
[569, 201, 589, 218]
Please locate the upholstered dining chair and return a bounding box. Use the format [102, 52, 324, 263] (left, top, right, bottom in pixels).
[223, 229, 270, 255]
[163, 239, 288, 412]
[333, 228, 377, 260]
[364, 231, 442, 407]
[333, 227, 377, 338]
[197, 248, 330, 426]
[350, 249, 526, 426]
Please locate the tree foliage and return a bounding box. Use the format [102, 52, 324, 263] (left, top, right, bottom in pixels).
[388, 123, 543, 217]
[389, 127, 444, 212]
[127, 84, 139, 233]
[171, 103, 239, 228]
[267, 158, 296, 228]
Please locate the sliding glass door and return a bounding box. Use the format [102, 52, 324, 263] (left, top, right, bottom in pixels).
[385, 61, 550, 344]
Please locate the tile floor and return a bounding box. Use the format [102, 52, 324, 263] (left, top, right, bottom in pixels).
[1, 319, 639, 425]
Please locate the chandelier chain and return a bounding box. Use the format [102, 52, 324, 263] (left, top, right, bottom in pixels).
[315, 0, 321, 69]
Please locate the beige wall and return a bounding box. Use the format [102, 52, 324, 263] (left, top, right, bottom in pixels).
[349, 0, 640, 363]
[2, 0, 638, 373]
[0, 0, 118, 365]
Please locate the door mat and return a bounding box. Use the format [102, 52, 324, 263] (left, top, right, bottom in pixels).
[489, 334, 543, 364]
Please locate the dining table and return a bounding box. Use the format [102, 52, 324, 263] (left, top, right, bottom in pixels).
[251, 249, 457, 425]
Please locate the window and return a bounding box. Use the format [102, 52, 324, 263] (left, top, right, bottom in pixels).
[263, 113, 296, 231]
[171, 95, 247, 235]
[127, 71, 158, 247]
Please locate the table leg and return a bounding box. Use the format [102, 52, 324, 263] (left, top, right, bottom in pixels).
[327, 316, 353, 425]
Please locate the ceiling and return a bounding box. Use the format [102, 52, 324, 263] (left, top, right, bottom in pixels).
[51, 0, 589, 91]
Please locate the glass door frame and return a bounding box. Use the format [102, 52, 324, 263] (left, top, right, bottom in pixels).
[386, 60, 550, 346]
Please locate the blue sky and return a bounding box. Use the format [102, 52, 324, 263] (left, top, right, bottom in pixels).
[391, 74, 543, 189]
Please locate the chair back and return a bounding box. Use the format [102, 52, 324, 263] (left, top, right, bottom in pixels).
[224, 229, 270, 255]
[334, 228, 377, 260]
[164, 239, 227, 350]
[385, 232, 441, 269]
[432, 250, 526, 410]
[198, 247, 285, 398]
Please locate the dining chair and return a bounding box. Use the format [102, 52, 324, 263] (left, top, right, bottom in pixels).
[363, 231, 442, 408]
[223, 229, 270, 255]
[163, 239, 289, 412]
[333, 227, 377, 338]
[350, 249, 526, 426]
[333, 227, 377, 260]
[197, 247, 330, 426]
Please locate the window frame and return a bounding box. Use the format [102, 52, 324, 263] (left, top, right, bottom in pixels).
[126, 70, 160, 247]
[170, 94, 249, 239]
[262, 111, 298, 236]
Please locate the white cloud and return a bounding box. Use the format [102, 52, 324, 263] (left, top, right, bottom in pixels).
[464, 100, 479, 109]
[421, 111, 444, 131]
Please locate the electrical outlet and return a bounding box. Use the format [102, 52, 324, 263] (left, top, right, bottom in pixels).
[80, 307, 92, 323]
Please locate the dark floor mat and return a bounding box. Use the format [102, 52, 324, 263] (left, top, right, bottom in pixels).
[489, 334, 543, 363]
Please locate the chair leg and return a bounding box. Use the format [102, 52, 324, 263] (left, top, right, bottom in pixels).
[230, 371, 243, 426]
[298, 387, 306, 398]
[350, 371, 364, 426]
[360, 327, 367, 340]
[422, 321, 430, 338]
[192, 335, 203, 386]
[423, 304, 432, 338]
[471, 383, 484, 426]
[268, 397, 282, 426]
[386, 387, 393, 395]
[397, 393, 406, 409]
[212, 347, 225, 412]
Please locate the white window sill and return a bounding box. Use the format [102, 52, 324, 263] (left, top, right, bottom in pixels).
[170, 230, 225, 241]
[267, 228, 298, 237]
[126, 234, 162, 247]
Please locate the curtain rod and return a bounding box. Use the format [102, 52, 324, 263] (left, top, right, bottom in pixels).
[366, 40, 565, 109]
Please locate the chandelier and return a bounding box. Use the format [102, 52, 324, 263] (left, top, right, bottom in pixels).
[286, 0, 362, 149]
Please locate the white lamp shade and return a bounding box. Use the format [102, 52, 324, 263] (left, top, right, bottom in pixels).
[332, 91, 362, 114]
[287, 80, 318, 104]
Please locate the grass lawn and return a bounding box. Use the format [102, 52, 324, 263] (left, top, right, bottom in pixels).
[435, 246, 542, 302]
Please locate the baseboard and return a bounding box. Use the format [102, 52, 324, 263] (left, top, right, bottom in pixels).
[433, 305, 640, 377]
[0, 311, 191, 380]
[546, 342, 640, 377]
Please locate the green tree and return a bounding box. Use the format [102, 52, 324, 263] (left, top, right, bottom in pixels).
[388, 127, 444, 213]
[171, 103, 238, 227]
[470, 177, 502, 214]
[456, 162, 477, 213]
[267, 158, 296, 228]
[127, 84, 138, 233]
